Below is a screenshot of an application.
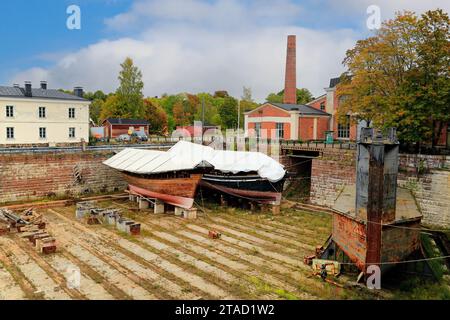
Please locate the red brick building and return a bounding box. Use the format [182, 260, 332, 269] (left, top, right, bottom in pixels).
[176, 124, 220, 137]
[244, 102, 330, 140]
[245, 35, 332, 141]
[309, 77, 449, 145]
[310, 77, 358, 141]
[102, 118, 150, 139]
[251, 34, 449, 145]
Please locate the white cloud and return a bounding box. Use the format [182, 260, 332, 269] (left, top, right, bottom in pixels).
[328, 0, 450, 23]
[14, 0, 447, 102]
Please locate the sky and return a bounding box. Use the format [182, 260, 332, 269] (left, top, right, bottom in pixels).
[0, 0, 449, 102]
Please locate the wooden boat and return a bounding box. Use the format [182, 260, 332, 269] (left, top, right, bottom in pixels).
[200, 172, 285, 205]
[123, 172, 202, 209]
[104, 141, 286, 209]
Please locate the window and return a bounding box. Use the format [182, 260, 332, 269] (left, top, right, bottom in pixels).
[69, 127, 76, 138]
[337, 116, 350, 139]
[276, 123, 284, 139]
[39, 127, 46, 139]
[255, 123, 261, 138]
[68, 108, 75, 119]
[39, 107, 46, 118]
[6, 127, 14, 139]
[6, 105, 14, 117]
[320, 102, 325, 111]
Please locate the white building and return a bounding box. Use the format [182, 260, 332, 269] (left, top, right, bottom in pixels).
[0, 81, 90, 146]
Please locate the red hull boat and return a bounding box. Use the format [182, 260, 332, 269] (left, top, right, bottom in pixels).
[123, 172, 202, 209]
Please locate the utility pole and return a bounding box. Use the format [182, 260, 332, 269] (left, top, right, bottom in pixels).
[237, 100, 240, 131]
[202, 96, 205, 125]
[201, 96, 205, 144]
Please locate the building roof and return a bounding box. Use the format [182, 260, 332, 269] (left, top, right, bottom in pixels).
[177, 123, 219, 128]
[270, 103, 330, 116]
[306, 93, 326, 105]
[329, 77, 341, 88]
[0, 86, 88, 101]
[104, 118, 150, 125]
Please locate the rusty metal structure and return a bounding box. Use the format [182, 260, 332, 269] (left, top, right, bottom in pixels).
[320, 128, 423, 277]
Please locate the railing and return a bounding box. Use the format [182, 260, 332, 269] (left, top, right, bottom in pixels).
[281, 140, 357, 150]
[0, 143, 174, 154]
[0, 137, 364, 154]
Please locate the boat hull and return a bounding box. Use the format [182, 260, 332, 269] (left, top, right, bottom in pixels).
[122, 173, 202, 209]
[200, 174, 284, 205]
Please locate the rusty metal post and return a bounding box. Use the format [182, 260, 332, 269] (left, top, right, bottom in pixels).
[356, 128, 399, 275]
[365, 142, 384, 272]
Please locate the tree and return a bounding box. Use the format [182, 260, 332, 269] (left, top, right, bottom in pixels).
[266, 93, 284, 103]
[171, 94, 199, 126]
[294, 88, 314, 104]
[241, 86, 253, 102]
[414, 9, 450, 146]
[214, 90, 229, 98]
[194, 93, 220, 125]
[239, 100, 259, 128]
[265, 88, 314, 104]
[143, 98, 168, 135]
[172, 101, 189, 126]
[115, 57, 145, 118]
[92, 90, 107, 101]
[90, 99, 104, 125]
[84, 90, 108, 125]
[99, 94, 120, 120]
[219, 97, 238, 129]
[336, 10, 450, 147]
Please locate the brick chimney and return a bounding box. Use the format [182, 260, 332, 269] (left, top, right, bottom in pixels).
[283, 35, 297, 104]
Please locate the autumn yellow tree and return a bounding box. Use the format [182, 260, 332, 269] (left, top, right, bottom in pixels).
[143, 98, 168, 135]
[337, 10, 449, 147]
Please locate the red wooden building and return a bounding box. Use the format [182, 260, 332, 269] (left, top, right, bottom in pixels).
[102, 118, 150, 139]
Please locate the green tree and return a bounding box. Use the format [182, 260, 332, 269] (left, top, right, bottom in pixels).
[99, 94, 120, 120]
[266, 92, 284, 103]
[92, 90, 107, 101]
[265, 88, 314, 104]
[294, 88, 314, 104]
[90, 99, 104, 125]
[115, 57, 145, 118]
[219, 96, 238, 129]
[239, 100, 259, 128]
[214, 90, 229, 98]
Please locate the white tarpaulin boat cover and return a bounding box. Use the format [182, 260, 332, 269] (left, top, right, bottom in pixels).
[103, 141, 286, 182]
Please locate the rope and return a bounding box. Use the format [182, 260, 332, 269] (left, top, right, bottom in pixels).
[200, 181, 278, 203]
[284, 158, 313, 169]
[336, 255, 450, 266]
[362, 219, 450, 233]
[193, 200, 208, 215]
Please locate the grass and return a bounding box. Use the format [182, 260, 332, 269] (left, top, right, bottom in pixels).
[247, 276, 299, 300]
[391, 277, 450, 300]
[420, 233, 445, 280]
[49, 202, 450, 299]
